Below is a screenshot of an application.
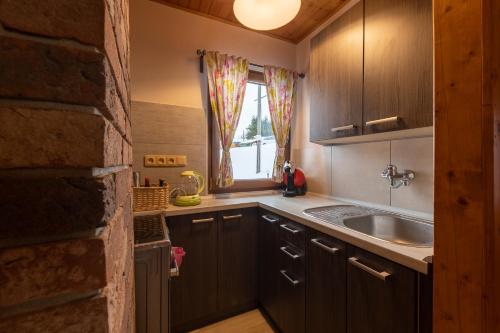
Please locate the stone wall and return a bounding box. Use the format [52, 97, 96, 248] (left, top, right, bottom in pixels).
[0, 1, 134, 332]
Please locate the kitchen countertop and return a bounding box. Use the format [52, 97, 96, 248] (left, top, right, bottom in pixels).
[134, 191, 433, 274]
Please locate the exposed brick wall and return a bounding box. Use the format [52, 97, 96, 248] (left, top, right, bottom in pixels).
[0, 1, 133, 332]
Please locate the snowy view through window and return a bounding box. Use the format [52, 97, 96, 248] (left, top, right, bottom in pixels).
[229, 82, 276, 179]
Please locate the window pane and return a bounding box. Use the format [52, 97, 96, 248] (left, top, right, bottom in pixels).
[229, 82, 276, 180]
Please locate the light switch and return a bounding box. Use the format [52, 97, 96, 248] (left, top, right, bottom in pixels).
[176, 155, 187, 166]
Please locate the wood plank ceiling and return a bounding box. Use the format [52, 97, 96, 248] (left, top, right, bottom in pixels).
[152, 0, 349, 43]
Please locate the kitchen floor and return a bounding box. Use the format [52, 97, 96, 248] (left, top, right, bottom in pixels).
[189, 310, 274, 333]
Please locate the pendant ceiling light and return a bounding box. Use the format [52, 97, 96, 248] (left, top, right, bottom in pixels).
[233, 0, 301, 31]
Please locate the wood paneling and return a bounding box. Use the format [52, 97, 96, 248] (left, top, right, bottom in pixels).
[309, 1, 363, 141]
[433, 0, 500, 332]
[363, 0, 433, 134]
[152, 0, 350, 43]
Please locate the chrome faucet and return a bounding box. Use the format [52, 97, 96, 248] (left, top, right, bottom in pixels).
[381, 164, 415, 188]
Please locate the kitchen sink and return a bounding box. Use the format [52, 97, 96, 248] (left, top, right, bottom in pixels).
[342, 214, 433, 247]
[303, 205, 433, 247]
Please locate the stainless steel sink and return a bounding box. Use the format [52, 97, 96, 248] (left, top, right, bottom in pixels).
[341, 214, 433, 247]
[303, 205, 433, 247]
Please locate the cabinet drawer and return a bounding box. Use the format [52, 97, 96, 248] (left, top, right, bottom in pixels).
[279, 240, 305, 278]
[347, 245, 417, 333]
[279, 220, 305, 249]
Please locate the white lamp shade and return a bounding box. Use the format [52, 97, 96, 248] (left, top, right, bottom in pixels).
[233, 0, 301, 31]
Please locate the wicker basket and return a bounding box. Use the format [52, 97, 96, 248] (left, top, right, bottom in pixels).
[133, 185, 170, 212]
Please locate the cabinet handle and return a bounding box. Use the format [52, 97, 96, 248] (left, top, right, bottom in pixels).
[222, 214, 242, 221]
[280, 270, 300, 286]
[310, 238, 339, 254]
[331, 124, 356, 132]
[280, 246, 302, 260]
[348, 257, 391, 281]
[262, 215, 279, 223]
[191, 217, 214, 224]
[280, 224, 301, 234]
[365, 116, 400, 126]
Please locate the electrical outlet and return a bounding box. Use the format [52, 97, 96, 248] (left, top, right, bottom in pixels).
[144, 154, 188, 167]
[155, 155, 167, 166]
[165, 155, 177, 166]
[144, 155, 156, 167]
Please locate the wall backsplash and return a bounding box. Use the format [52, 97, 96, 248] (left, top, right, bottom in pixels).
[294, 137, 434, 215]
[131, 101, 208, 194]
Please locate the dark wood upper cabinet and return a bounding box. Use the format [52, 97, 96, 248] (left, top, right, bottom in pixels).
[306, 230, 347, 333]
[363, 0, 433, 134]
[347, 246, 417, 333]
[218, 208, 258, 313]
[309, 0, 433, 142]
[167, 212, 219, 333]
[310, 1, 364, 141]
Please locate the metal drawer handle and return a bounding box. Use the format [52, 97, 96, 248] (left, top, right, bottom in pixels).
[348, 257, 391, 281]
[262, 215, 279, 223]
[191, 217, 214, 224]
[331, 124, 356, 132]
[280, 270, 300, 286]
[280, 246, 302, 260]
[222, 214, 243, 221]
[280, 224, 301, 234]
[311, 238, 339, 254]
[365, 116, 400, 126]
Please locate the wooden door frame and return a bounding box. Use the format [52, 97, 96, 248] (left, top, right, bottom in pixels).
[433, 0, 499, 332]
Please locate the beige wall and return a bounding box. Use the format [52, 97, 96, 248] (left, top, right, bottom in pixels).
[130, 0, 296, 108]
[291, 0, 434, 214]
[130, 0, 296, 189]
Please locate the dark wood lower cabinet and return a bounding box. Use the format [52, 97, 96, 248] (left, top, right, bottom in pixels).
[277, 240, 305, 333]
[346, 246, 417, 333]
[218, 208, 258, 313]
[167, 212, 219, 333]
[258, 211, 281, 322]
[306, 230, 347, 333]
[278, 268, 305, 333]
[167, 209, 430, 333]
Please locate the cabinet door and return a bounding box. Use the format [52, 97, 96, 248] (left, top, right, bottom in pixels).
[310, 1, 363, 142]
[218, 208, 258, 313]
[167, 213, 218, 332]
[278, 265, 305, 333]
[306, 231, 346, 333]
[347, 246, 417, 333]
[258, 211, 281, 322]
[135, 248, 162, 333]
[363, 0, 433, 134]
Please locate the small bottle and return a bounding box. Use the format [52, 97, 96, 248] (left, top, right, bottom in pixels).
[159, 179, 165, 187]
[144, 177, 150, 187]
[133, 172, 140, 187]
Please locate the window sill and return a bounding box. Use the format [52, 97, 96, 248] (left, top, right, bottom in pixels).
[210, 179, 281, 194]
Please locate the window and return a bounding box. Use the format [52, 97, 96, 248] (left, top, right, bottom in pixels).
[209, 71, 289, 193]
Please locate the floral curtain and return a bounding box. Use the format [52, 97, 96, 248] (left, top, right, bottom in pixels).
[264, 65, 298, 182]
[206, 51, 249, 188]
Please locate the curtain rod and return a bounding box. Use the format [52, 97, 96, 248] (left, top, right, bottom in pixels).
[196, 49, 305, 78]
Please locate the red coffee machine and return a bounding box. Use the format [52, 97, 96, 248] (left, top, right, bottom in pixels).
[282, 160, 307, 197]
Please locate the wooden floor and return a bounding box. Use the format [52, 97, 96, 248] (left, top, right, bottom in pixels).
[189, 310, 274, 333]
